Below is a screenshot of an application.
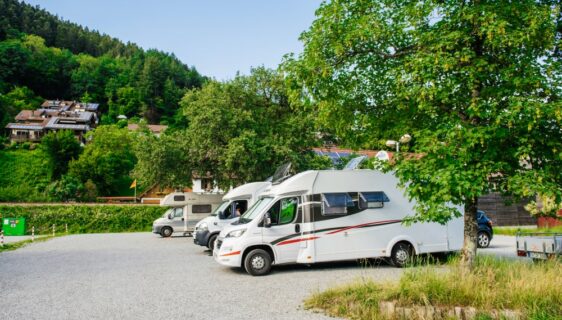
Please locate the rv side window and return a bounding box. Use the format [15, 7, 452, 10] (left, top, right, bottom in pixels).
[173, 207, 184, 218]
[173, 195, 185, 202]
[359, 192, 390, 209]
[192, 204, 212, 213]
[322, 193, 353, 216]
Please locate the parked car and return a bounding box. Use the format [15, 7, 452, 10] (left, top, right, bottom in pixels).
[477, 210, 493, 248]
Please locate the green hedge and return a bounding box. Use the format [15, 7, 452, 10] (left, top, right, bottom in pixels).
[0, 205, 167, 234]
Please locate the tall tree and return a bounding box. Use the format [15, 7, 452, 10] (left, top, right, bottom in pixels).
[180, 67, 328, 188]
[132, 129, 192, 189]
[69, 125, 136, 195]
[286, 0, 562, 267]
[40, 130, 82, 180]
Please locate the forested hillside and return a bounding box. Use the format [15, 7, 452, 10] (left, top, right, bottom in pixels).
[0, 0, 206, 127]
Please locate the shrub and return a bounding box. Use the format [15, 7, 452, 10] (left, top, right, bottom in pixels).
[0, 204, 167, 234]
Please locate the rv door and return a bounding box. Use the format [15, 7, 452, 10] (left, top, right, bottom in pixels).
[261, 197, 301, 264]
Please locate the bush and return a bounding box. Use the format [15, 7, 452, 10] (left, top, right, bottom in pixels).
[0, 204, 167, 234]
[21, 142, 30, 150]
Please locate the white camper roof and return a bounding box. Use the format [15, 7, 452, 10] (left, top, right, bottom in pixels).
[262, 170, 401, 197]
[223, 182, 271, 201]
[160, 192, 224, 207]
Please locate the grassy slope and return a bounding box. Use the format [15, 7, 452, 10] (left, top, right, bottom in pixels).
[306, 256, 561, 320]
[0, 149, 52, 201]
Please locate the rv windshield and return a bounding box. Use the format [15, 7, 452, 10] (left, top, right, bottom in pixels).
[162, 208, 173, 218]
[211, 201, 230, 216]
[238, 197, 273, 224]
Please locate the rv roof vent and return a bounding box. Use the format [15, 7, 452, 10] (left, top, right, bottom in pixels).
[271, 162, 292, 184]
[343, 156, 367, 170]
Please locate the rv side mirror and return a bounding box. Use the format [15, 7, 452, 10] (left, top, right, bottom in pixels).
[264, 212, 272, 228]
[167, 213, 173, 220]
[218, 211, 225, 220]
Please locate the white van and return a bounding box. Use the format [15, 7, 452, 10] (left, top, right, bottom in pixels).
[193, 182, 270, 249]
[213, 169, 464, 276]
[152, 192, 224, 237]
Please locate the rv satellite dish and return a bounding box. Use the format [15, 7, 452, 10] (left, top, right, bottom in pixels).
[271, 163, 292, 184]
[343, 156, 367, 170]
[375, 151, 390, 161]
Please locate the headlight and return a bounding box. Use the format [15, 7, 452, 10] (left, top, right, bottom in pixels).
[226, 229, 246, 238]
[198, 222, 208, 231]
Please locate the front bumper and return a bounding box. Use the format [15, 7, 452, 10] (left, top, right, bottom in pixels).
[193, 230, 211, 247]
[213, 237, 243, 267]
[152, 225, 163, 234]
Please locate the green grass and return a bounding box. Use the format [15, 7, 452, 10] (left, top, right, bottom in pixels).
[0, 149, 52, 201]
[495, 225, 562, 236]
[305, 256, 561, 320]
[0, 235, 53, 253]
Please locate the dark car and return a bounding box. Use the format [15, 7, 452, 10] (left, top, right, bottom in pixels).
[477, 210, 494, 248]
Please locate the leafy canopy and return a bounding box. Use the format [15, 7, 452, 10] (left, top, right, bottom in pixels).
[286, 0, 562, 222]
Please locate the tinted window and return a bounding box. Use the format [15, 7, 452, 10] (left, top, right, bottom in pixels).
[192, 204, 212, 213]
[322, 193, 353, 215]
[173, 195, 185, 202]
[359, 192, 389, 209]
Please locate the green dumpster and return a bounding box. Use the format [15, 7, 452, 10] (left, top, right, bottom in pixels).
[2, 217, 26, 236]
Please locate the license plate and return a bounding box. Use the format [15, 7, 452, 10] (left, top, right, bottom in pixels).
[530, 252, 547, 260]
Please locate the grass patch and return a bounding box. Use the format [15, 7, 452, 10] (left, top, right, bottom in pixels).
[495, 225, 562, 236]
[0, 149, 52, 202]
[0, 235, 53, 253]
[305, 256, 561, 319]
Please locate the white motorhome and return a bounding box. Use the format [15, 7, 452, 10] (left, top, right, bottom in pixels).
[152, 192, 224, 237]
[213, 169, 464, 276]
[193, 182, 271, 250]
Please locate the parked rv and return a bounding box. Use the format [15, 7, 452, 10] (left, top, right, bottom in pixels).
[193, 182, 271, 250]
[152, 192, 224, 237]
[213, 169, 464, 276]
[193, 163, 294, 250]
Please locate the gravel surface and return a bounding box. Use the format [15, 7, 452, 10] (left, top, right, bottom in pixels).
[0, 233, 405, 320]
[479, 235, 518, 258]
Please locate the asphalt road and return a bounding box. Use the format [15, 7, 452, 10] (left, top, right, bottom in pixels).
[0, 233, 407, 320]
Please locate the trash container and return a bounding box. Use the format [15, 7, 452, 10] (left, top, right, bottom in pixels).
[2, 217, 26, 236]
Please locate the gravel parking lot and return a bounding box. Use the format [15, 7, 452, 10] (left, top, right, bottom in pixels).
[1, 233, 407, 320]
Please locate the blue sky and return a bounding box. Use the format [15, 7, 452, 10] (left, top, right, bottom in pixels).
[22, 0, 323, 80]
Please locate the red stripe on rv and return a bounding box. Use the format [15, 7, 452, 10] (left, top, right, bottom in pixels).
[326, 220, 402, 235]
[276, 236, 319, 246]
[220, 250, 241, 256]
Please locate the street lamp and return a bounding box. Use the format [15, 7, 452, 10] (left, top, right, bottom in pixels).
[385, 134, 411, 153]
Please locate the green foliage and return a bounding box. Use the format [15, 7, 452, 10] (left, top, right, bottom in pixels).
[46, 174, 85, 202]
[180, 67, 328, 188]
[287, 1, 562, 225]
[40, 130, 82, 180]
[0, 204, 167, 234]
[305, 257, 562, 320]
[69, 125, 136, 196]
[0, 85, 43, 129]
[133, 130, 192, 189]
[0, 149, 52, 202]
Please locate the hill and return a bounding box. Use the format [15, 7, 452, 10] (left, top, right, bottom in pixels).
[0, 0, 206, 126]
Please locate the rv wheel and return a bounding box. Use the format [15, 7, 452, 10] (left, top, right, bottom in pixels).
[244, 249, 272, 276]
[160, 227, 173, 238]
[207, 234, 218, 251]
[391, 242, 413, 268]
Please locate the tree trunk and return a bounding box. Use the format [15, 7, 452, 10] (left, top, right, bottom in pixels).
[460, 198, 478, 269]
